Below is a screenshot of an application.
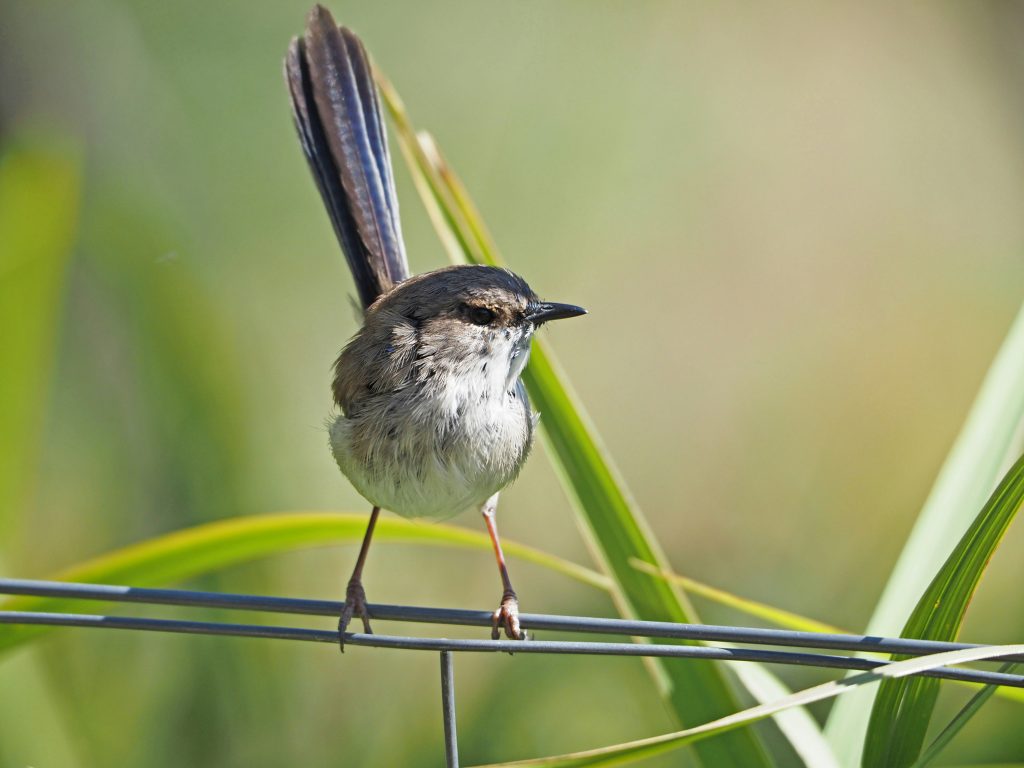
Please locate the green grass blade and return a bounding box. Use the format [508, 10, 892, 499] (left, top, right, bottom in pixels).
[0, 511, 608, 655]
[472, 645, 1024, 768]
[862, 453, 1024, 767]
[909, 662, 1017, 768]
[379, 75, 793, 768]
[826, 302, 1024, 763]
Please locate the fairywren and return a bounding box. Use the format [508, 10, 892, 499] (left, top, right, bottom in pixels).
[285, 6, 585, 643]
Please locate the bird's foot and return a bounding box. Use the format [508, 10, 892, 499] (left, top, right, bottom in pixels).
[491, 590, 526, 641]
[338, 579, 372, 651]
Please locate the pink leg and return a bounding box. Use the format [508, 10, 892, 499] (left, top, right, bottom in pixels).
[481, 494, 524, 640]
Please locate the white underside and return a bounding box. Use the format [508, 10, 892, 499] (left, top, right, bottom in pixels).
[330, 374, 534, 520]
[330, 418, 499, 519]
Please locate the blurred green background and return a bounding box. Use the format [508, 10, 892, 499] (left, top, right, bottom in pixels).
[2, 1, 1024, 766]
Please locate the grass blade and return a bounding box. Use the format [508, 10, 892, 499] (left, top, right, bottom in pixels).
[727, 661, 843, 768]
[909, 662, 1017, 768]
[378, 74, 802, 767]
[472, 645, 1024, 768]
[862, 453, 1024, 767]
[826, 302, 1024, 763]
[0, 511, 608, 655]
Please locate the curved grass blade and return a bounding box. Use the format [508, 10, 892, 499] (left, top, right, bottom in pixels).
[378, 74, 792, 768]
[862, 453, 1024, 768]
[472, 645, 1024, 768]
[0, 512, 608, 655]
[827, 302, 1024, 764]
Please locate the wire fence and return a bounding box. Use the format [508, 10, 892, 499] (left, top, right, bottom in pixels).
[2, 577, 1022, 767]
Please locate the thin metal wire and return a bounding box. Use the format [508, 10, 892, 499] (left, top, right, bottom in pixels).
[1, 579, 1022, 690]
[440, 651, 459, 768]
[2, 577, 1021, 663]
[1, 610, 1021, 688]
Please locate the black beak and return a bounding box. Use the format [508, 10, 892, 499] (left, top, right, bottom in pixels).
[525, 301, 588, 325]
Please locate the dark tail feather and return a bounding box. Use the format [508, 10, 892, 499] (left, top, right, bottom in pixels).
[284, 5, 409, 310]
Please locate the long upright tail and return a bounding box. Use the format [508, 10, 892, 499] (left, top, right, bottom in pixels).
[285, 5, 410, 310]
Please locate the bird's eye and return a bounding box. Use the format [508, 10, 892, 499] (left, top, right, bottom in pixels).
[467, 305, 495, 326]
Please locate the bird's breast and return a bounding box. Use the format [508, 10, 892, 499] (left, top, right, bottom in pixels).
[330, 376, 534, 519]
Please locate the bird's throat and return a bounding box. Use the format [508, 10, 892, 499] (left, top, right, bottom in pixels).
[504, 332, 533, 393]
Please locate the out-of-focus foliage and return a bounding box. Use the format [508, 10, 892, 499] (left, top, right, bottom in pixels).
[0, 133, 83, 768]
[863, 453, 1024, 767]
[0, 135, 79, 539]
[2, 1, 1024, 766]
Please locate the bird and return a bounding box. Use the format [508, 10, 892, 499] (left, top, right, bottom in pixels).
[284, 5, 586, 644]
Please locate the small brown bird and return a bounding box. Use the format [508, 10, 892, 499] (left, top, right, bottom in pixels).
[285, 6, 585, 644]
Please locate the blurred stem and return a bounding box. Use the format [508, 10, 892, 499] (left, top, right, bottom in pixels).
[0, 133, 84, 767]
[0, 133, 80, 546]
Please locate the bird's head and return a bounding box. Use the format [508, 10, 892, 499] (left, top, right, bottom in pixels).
[364, 264, 585, 392]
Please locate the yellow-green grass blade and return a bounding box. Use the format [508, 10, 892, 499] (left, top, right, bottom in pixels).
[629, 559, 847, 636]
[862, 453, 1024, 768]
[827, 301, 1024, 763]
[17, 504, 1017, 714]
[0, 134, 80, 539]
[472, 645, 1024, 768]
[0, 512, 608, 655]
[379, 75, 786, 768]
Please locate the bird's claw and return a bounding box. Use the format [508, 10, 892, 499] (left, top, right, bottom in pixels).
[491, 591, 526, 641]
[338, 579, 372, 651]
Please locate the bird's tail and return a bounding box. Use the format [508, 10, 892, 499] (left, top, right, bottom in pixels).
[285, 5, 410, 310]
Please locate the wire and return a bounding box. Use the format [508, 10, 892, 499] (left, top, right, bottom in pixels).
[3, 578, 1020, 662]
[440, 651, 458, 768]
[1, 578, 1021, 689]
[3, 610, 1022, 688]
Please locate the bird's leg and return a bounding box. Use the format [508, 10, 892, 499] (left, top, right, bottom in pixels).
[481, 493, 525, 640]
[338, 506, 379, 649]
